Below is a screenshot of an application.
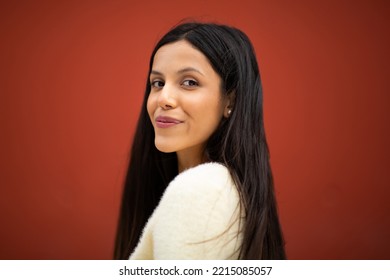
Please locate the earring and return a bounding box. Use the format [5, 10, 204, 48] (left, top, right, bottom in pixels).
[228, 109, 232, 116]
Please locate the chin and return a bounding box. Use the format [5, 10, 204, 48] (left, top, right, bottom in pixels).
[154, 140, 176, 153]
[155, 146, 175, 153]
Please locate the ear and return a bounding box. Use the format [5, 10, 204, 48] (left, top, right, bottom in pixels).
[223, 91, 236, 118]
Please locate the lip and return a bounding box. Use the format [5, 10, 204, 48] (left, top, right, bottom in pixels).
[155, 116, 183, 128]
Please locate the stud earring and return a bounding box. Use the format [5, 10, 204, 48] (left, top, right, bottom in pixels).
[228, 109, 232, 115]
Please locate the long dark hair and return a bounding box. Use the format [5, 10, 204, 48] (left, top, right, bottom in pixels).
[114, 22, 286, 259]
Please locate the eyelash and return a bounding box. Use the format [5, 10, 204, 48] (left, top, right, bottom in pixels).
[151, 80, 164, 88]
[150, 79, 199, 89]
[182, 79, 199, 87]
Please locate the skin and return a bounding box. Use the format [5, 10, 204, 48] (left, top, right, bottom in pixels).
[147, 40, 232, 173]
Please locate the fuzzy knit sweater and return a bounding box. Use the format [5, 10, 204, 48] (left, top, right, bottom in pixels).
[129, 162, 243, 260]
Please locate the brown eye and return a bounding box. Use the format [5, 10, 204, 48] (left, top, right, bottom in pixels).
[151, 80, 164, 88]
[182, 79, 199, 87]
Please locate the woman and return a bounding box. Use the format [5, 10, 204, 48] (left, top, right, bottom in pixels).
[114, 22, 286, 259]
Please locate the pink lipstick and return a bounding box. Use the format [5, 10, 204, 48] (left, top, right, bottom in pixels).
[155, 116, 182, 128]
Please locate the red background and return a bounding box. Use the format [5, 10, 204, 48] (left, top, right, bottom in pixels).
[0, 0, 389, 259]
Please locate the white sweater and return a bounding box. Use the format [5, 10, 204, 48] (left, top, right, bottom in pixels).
[129, 162, 243, 259]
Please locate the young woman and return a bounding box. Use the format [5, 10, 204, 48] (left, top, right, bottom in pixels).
[114, 22, 286, 260]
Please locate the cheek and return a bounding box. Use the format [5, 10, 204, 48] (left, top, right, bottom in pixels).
[191, 96, 224, 132]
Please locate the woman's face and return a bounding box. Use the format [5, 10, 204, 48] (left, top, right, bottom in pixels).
[147, 40, 229, 161]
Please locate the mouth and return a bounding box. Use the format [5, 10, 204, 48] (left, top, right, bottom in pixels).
[155, 116, 183, 128]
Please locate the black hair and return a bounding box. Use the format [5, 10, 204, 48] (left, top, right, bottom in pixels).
[114, 22, 286, 259]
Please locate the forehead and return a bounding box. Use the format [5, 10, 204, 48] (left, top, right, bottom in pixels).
[152, 40, 214, 74]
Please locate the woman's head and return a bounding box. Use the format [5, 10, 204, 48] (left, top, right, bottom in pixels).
[147, 40, 231, 170]
[145, 22, 264, 166]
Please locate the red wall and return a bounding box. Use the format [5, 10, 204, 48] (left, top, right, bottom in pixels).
[0, 0, 389, 259]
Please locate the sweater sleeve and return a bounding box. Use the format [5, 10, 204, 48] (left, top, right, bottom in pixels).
[150, 163, 242, 259]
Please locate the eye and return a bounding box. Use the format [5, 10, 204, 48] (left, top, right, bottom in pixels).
[182, 79, 199, 88]
[151, 80, 164, 88]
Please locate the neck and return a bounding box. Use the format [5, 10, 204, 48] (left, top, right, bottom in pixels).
[176, 145, 207, 173]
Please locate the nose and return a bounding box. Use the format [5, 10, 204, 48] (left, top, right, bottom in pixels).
[157, 84, 177, 110]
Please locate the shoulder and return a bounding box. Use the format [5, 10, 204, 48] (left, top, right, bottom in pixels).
[150, 162, 242, 259]
[154, 161, 240, 234]
[169, 162, 234, 191]
[131, 162, 243, 259]
[166, 162, 236, 198]
[179, 161, 231, 179]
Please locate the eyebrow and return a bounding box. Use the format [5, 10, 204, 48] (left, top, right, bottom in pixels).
[150, 67, 205, 76]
